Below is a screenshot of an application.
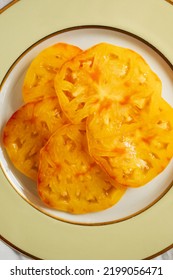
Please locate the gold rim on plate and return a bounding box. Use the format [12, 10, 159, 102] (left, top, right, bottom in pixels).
[0, 25, 173, 227]
[1, 234, 173, 260]
[164, 0, 173, 5]
[0, 0, 19, 14]
[0, 0, 173, 260]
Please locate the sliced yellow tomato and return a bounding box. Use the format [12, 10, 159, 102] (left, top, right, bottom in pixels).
[23, 43, 82, 103]
[54, 42, 162, 124]
[87, 98, 173, 188]
[3, 97, 68, 180]
[38, 124, 126, 214]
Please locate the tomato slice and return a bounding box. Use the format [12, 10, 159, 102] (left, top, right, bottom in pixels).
[38, 124, 126, 214]
[3, 97, 68, 180]
[23, 43, 82, 103]
[87, 98, 173, 188]
[54, 42, 162, 124]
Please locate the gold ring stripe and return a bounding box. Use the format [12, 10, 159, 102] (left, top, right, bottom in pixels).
[1, 25, 173, 226]
[164, 0, 173, 5]
[0, 0, 19, 14]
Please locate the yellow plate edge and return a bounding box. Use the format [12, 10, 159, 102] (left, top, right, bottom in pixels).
[0, 0, 172, 260]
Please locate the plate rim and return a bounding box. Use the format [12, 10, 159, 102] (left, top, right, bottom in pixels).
[0, 0, 19, 14]
[1, 25, 173, 227]
[164, 0, 173, 5]
[1, 0, 173, 14]
[1, 234, 173, 260]
[0, 0, 173, 260]
[1, 25, 173, 92]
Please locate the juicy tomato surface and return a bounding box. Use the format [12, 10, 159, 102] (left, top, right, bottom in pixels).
[54, 43, 161, 124]
[23, 43, 82, 103]
[38, 124, 126, 214]
[87, 97, 173, 188]
[3, 97, 68, 180]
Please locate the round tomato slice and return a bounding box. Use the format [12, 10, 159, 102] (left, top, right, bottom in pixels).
[22, 43, 82, 103]
[87, 98, 173, 188]
[3, 97, 68, 180]
[54, 42, 162, 124]
[38, 124, 126, 214]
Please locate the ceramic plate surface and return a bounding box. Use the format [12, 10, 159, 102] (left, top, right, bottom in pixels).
[0, 27, 173, 226]
[0, 0, 173, 260]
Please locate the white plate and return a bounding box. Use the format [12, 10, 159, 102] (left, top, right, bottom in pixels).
[1, 27, 173, 226]
[0, 0, 173, 260]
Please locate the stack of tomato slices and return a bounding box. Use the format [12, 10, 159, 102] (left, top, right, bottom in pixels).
[3, 42, 173, 214]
